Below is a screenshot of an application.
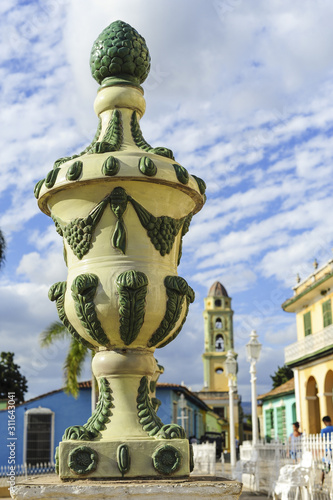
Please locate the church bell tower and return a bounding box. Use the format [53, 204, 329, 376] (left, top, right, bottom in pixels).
[196, 281, 240, 449]
[202, 281, 234, 392]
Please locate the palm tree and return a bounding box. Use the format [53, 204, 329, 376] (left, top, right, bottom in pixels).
[0, 230, 6, 269]
[40, 321, 93, 399]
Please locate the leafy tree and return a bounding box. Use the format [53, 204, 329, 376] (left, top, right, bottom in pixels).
[0, 352, 28, 403]
[270, 365, 294, 389]
[40, 321, 91, 398]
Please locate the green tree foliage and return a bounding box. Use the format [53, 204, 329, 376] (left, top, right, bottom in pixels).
[270, 365, 294, 389]
[40, 321, 90, 398]
[0, 352, 28, 403]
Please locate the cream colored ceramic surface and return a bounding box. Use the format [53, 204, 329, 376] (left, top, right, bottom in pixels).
[92, 351, 155, 439]
[94, 85, 146, 118]
[47, 178, 196, 350]
[59, 439, 190, 479]
[37, 87, 204, 216]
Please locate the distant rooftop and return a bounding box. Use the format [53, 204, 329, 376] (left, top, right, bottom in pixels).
[257, 378, 294, 401]
[208, 281, 229, 298]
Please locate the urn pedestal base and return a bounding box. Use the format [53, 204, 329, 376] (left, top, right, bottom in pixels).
[11, 476, 243, 500]
[57, 350, 191, 479]
[59, 438, 190, 479]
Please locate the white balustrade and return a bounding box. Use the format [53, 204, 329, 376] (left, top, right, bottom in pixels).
[191, 442, 216, 476]
[0, 462, 55, 486]
[239, 433, 333, 497]
[285, 324, 333, 364]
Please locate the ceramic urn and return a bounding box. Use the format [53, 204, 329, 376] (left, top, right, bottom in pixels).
[35, 20, 206, 479]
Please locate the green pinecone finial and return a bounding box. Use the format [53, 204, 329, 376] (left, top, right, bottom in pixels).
[90, 20, 151, 87]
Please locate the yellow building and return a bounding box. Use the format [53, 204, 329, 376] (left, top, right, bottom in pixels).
[196, 281, 240, 449]
[282, 259, 333, 434]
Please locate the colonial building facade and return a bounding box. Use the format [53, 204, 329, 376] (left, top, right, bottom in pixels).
[258, 378, 296, 441]
[282, 259, 333, 434]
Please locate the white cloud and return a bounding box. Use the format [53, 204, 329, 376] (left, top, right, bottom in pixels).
[16, 249, 67, 285]
[2, 0, 333, 403]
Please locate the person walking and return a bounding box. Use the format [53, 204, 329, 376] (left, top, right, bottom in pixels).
[321, 415, 333, 485]
[288, 421, 302, 462]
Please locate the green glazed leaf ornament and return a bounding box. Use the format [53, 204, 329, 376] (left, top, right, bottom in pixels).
[110, 187, 128, 254]
[137, 376, 163, 436]
[148, 276, 190, 348]
[45, 168, 60, 189]
[192, 174, 206, 195]
[158, 284, 195, 348]
[66, 161, 83, 181]
[48, 281, 95, 350]
[71, 274, 109, 347]
[117, 444, 130, 476]
[116, 270, 148, 345]
[173, 164, 189, 185]
[102, 156, 120, 176]
[53, 119, 102, 169]
[62, 378, 113, 442]
[130, 111, 175, 159]
[138, 156, 157, 177]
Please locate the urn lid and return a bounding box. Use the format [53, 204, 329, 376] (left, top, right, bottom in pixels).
[35, 20, 206, 218]
[90, 20, 151, 88]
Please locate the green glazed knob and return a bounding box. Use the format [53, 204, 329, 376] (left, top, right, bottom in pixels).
[90, 20, 151, 86]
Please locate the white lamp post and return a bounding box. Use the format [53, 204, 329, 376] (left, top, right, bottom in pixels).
[225, 350, 237, 468]
[246, 330, 262, 446]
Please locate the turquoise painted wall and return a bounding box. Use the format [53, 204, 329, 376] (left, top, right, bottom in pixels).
[262, 392, 296, 442]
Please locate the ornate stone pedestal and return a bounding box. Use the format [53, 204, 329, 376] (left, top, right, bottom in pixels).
[11, 476, 243, 500]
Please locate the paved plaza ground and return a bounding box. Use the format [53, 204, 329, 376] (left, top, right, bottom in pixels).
[240, 492, 268, 500]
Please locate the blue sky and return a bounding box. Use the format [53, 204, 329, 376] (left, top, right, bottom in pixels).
[1, 0, 333, 402]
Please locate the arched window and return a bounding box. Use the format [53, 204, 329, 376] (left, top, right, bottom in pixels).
[215, 367, 223, 374]
[215, 334, 224, 351]
[215, 299, 222, 307]
[215, 317, 222, 329]
[306, 376, 320, 434]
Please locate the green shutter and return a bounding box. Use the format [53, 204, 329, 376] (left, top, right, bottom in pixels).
[265, 409, 273, 438]
[276, 406, 286, 442]
[303, 312, 312, 336]
[322, 299, 332, 328]
[292, 403, 296, 423]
